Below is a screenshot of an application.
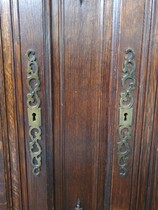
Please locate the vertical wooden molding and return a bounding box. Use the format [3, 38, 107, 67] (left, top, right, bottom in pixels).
[52, 0, 63, 209]
[10, 0, 29, 209]
[98, 0, 113, 209]
[0, 115, 8, 210]
[135, 0, 158, 209]
[129, 0, 154, 209]
[43, 0, 55, 208]
[0, 19, 13, 210]
[1, 0, 23, 209]
[104, 0, 122, 209]
[57, 0, 64, 208]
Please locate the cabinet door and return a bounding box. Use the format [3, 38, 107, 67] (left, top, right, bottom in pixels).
[0, 0, 53, 210]
[52, 0, 158, 209]
[0, 0, 158, 210]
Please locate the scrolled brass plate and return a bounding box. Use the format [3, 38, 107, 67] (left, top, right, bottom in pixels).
[26, 49, 42, 176]
[117, 48, 136, 176]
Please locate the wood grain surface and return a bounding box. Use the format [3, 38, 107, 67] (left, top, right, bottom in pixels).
[0, 0, 157, 210]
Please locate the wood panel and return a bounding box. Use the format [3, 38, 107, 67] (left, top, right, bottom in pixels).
[0, 22, 9, 210]
[108, 0, 156, 209]
[136, 0, 158, 209]
[52, 0, 112, 209]
[108, 0, 158, 210]
[1, 0, 23, 209]
[0, 0, 158, 209]
[18, 0, 49, 209]
[130, 0, 154, 209]
[0, 0, 54, 209]
[10, 0, 28, 209]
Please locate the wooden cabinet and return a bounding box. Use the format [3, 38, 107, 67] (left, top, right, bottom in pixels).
[0, 0, 158, 209]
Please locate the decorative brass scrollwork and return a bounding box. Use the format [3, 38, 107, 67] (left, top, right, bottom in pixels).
[26, 49, 42, 176]
[117, 48, 136, 176]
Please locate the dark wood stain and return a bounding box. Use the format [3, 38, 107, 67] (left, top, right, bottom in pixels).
[0, 0, 157, 210]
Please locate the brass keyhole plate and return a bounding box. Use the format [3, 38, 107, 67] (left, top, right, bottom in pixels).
[26, 49, 42, 176]
[117, 48, 135, 176]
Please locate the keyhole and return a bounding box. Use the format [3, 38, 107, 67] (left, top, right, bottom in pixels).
[124, 113, 128, 121]
[32, 113, 36, 121]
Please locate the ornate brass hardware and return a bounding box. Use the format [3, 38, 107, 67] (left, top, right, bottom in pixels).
[26, 49, 42, 176]
[119, 107, 133, 126]
[75, 198, 82, 210]
[117, 48, 136, 176]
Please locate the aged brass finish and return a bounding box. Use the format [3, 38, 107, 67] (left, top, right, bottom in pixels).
[26, 49, 42, 176]
[117, 48, 135, 176]
[75, 198, 82, 210]
[119, 108, 133, 126]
